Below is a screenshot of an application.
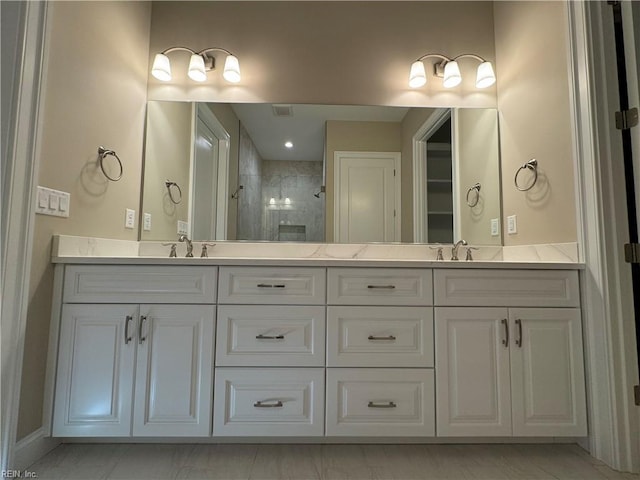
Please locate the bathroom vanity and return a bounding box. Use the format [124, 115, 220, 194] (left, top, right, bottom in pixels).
[48, 237, 586, 441]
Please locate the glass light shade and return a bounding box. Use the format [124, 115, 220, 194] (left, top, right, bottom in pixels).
[187, 54, 207, 82]
[408, 61, 427, 88]
[151, 53, 172, 81]
[476, 61, 496, 88]
[223, 55, 241, 83]
[443, 61, 462, 88]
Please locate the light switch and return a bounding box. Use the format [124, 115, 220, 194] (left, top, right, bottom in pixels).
[36, 186, 70, 217]
[48, 193, 59, 210]
[38, 189, 48, 208]
[507, 215, 517, 234]
[59, 194, 69, 213]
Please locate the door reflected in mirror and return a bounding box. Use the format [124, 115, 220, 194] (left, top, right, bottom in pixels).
[140, 102, 501, 245]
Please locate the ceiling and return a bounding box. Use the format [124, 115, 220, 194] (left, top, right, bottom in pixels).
[229, 103, 410, 161]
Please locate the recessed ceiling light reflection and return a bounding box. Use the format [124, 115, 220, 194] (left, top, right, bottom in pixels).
[284, 141, 293, 149]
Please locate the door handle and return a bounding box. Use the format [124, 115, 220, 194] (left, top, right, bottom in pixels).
[256, 283, 286, 288]
[367, 285, 396, 289]
[367, 401, 397, 408]
[256, 334, 285, 340]
[515, 319, 523, 348]
[138, 315, 147, 344]
[501, 318, 509, 347]
[367, 335, 396, 341]
[254, 400, 284, 408]
[124, 315, 133, 344]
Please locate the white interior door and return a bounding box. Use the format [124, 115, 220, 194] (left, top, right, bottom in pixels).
[191, 118, 219, 241]
[334, 151, 400, 243]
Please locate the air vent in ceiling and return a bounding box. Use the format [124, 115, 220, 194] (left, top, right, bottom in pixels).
[272, 104, 293, 117]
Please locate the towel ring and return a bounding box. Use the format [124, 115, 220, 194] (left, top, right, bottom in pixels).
[514, 159, 538, 191]
[165, 180, 182, 204]
[466, 183, 481, 207]
[97, 146, 123, 182]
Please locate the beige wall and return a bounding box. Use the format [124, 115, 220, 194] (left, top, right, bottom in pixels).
[147, 1, 497, 108]
[325, 121, 402, 242]
[141, 101, 192, 241]
[456, 108, 501, 245]
[494, 1, 577, 245]
[18, 1, 151, 439]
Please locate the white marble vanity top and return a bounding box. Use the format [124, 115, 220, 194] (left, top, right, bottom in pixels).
[50, 235, 583, 270]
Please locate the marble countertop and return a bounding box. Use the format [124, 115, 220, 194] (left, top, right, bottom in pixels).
[51, 235, 584, 270]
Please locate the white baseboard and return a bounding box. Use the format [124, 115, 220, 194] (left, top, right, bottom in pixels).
[13, 427, 60, 471]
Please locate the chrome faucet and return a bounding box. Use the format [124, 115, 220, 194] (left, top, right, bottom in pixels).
[178, 234, 194, 257]
[451, 239, 468, 261]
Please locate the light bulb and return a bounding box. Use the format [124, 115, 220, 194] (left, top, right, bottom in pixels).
[476, 61, 496, 88]
[408, 61, 427, 88]
[151, 53, 171, 81]
[269, 198, 276, 205]
[443, 61, 462, 88]
[284, 198, 291, 205]
[187, 54, 207, 82]
[223, 55, 241, 83]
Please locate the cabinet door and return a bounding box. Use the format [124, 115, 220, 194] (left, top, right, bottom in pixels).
[133, 305, 215, 436]
[434, 307, 512, 436]
[53, 304, 137, 436]
[509, 308, 587, 436]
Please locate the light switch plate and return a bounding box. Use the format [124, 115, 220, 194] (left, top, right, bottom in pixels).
[490, 218, 500, 236]
[35, 186, 70, 218]
[143, 213, 152, 231]
[125, 208, 136, 229]
[507, 215, 517, 234]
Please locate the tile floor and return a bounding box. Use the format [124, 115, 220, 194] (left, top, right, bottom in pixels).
[27, 443, 639, 480]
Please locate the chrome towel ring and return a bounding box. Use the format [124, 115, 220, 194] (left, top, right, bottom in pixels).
[165, 180, 182, 204]
[466, 183, 481, 207]
[97, 146, 123, 181]
[514, 158, 538, 191]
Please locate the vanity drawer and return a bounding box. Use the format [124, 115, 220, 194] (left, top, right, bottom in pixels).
[216, 305, 325, 366]
[327, 268, 433, 306]
[327, 307, 433, 367]
[63, 265, 217, 304]
[326, 368, 435, 436]
[433, 269, 580, 307]
[218, 267, 326, 305]
[212, 368, 325, 436]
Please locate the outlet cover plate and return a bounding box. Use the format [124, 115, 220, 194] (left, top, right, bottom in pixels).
[490, 218, 500, 236]
[507, 215, 517, 234]
[125, 208, 136, 229]
[143, 213, 152, 231]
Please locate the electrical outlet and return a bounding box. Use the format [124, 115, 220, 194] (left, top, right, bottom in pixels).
[125, 208, 136, 229]
[490, 218, 500, 236]
[507, 215, 517, 234]
[177, 220, 189, 235]
[143, 213, 152, 231]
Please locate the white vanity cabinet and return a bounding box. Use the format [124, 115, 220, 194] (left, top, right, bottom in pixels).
[326, 268, 436, 436]
[433, 269, 587, 437]
[52, 266, 216, 437]
[213, 266, 326, 436]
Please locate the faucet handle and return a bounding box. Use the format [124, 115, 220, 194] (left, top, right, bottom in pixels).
[200, 243, 216, 258]
[429, 245, 444, 261]
[161, 243, 177, 258]
[465, 247, 479, 261]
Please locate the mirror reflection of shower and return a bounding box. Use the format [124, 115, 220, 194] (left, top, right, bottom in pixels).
[236, 122, 325, 242]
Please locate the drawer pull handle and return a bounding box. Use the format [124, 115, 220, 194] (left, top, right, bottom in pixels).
[367, 335, 396, 341]
[254, 400, 284, 408]
[256, 334, 285, 340]
[367, 285, 396, 289]
[257, 283, 286, 289]
[139, 315, 147, 344]
[368, 401, 397, 408]
[501, 318, 509, 347]
[124, 316, 133, 344]
[515, 319, 523, 348]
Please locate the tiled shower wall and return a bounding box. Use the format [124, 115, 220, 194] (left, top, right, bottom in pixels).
[237, 124, 263, 240]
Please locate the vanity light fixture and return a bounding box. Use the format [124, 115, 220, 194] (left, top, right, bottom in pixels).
[409, 53, 495, 89]
[151, 47, 241, 83]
